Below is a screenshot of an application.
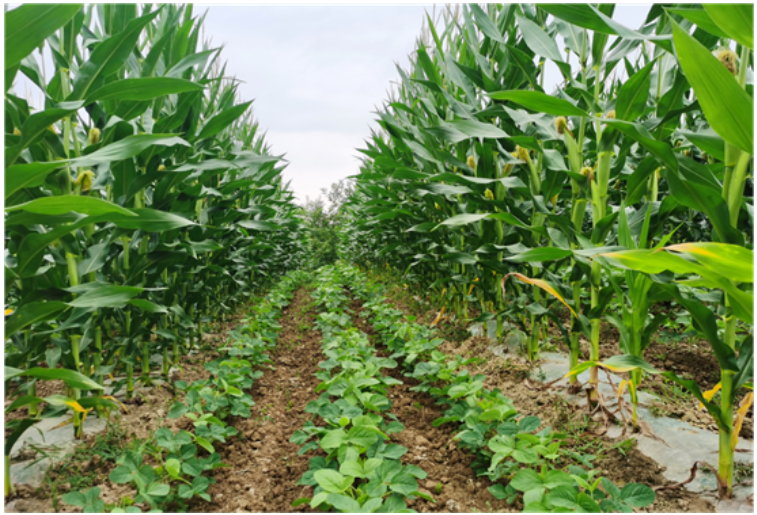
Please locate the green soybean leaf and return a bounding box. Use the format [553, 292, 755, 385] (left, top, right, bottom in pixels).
[618, 483, 656, 507]
[314, 469, 350, 494]
[510, 469, 543, 492]
[326, 493, 361, 512]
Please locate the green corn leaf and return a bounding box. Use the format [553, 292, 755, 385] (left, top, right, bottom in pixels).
[5, 301, 70, 335]
[469, 4, 505, 43]
[8, 101, 85, 163]
[488, 90, 588, 117]
[23, 367, 103, 390]
[670, 20, 753, 153]
[516, 14, 564, 64]
[703, 4, 753, 49]
[5, 4, 83, 70]
[71, 9, 161, 99]
[5, 162, 67, 200]
[71, 134, 190, 167]
[66, 283, 144, 309]
[666, 8, 729, 39]
[196, 101, 253, 142]
[6, 196, 136, 217]
[615, 60, 654, 121]
[86, 77, 205, 103]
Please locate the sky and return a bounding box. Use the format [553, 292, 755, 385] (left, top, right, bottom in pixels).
[201, 5, 430, 203]
[200, 4, 649, 204]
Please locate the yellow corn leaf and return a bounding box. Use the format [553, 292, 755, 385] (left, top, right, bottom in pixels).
[468, 284, 475, 295]
[698, 382, 722, 410]
[627, 378, 638, 403]
[4, 308, 13, 316]
[430, 306, 446, 327]
[732, 392, 754, 451]
[63, 400, 88, 413]
[501, 273, 577, 317]
[102, 395, 129, 414]
[617, 380, 628, 402]
[53, 418, 74, 429]
[80, 407, 93, 425]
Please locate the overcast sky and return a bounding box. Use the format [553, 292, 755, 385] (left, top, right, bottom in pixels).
[201, 5, 430, 203]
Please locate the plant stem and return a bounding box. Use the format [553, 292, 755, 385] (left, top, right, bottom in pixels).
[5, 455, 12, 497]
[719, 370, 734, 497]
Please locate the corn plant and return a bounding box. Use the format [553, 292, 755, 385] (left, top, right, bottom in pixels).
[343, 3, 752, 498]
[4, 2, 305, 457]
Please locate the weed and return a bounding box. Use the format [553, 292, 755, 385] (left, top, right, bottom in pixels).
[609, 438, 636, 458]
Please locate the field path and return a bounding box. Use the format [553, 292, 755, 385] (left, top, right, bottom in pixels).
[196, 287, 322, 512]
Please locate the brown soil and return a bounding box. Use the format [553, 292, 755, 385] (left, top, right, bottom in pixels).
[349, 297, 517, 513]
[189, 287, 324, 512]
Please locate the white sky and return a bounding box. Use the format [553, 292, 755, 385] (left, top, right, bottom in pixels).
[201, 5, 430, 202]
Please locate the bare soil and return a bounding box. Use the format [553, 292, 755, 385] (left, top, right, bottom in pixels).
[189, 287, 324, 512]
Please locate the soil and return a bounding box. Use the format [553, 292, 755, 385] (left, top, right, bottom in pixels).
[348, 297, 517, 513]
[380, 290, 718, 513]
[188, 287, 324, 513]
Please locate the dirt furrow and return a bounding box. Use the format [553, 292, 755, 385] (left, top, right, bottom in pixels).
[347, 297, 516, 513]
[195, 287, 323, 513]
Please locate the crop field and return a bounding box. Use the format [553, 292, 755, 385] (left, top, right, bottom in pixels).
[3, 2, 754, 514]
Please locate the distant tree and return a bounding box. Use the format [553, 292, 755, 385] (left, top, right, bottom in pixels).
[300, 179, 354, 268]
